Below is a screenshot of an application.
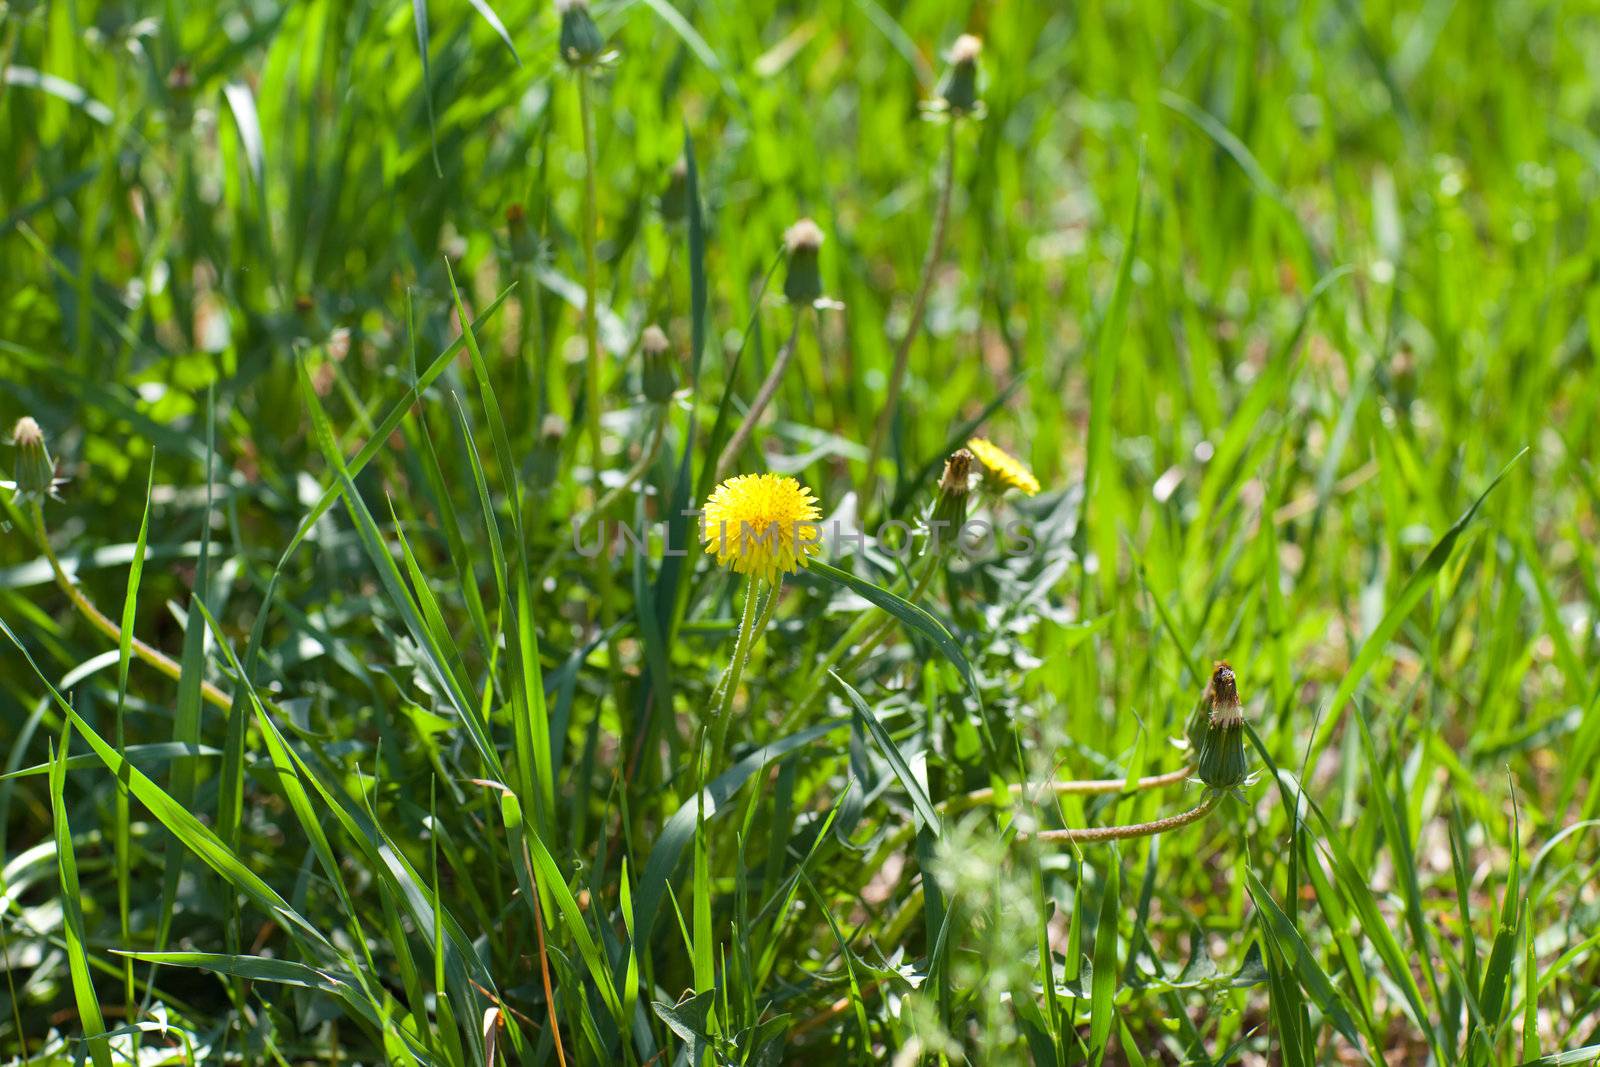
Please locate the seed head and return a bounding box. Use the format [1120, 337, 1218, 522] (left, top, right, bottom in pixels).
[939, 34, 983, 115]
[1197, 661, 1248, 789]
[9, 416, 59, 505]
[782, 218, 826, 306]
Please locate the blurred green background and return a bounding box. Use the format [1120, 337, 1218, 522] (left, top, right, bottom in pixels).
[4, 0, 1600, 1062]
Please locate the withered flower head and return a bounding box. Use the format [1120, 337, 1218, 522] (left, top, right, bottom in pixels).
[1197, 661, 1248, 789]
[927, 447, 973, 542]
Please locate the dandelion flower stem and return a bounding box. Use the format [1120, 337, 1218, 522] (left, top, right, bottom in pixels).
[708, 575, 763, 773]
[863, 118, 957, 504]
[715, 313, 803, 481]
[28, 502, 233, 712]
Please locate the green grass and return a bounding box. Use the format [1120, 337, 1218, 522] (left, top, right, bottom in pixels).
[4, 0, 1600, 1062]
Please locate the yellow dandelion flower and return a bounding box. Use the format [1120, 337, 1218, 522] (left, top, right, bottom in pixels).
[702, 473, 823, 580]
[966, 437, 1040, 496]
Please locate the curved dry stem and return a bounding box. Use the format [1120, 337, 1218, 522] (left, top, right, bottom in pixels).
[29, 502, 233, 712]
[1021, 788, 1223, 844]
[954, 764, 1193, 809]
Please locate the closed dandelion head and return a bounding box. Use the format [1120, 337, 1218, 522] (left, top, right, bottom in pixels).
[640, 325, 676, 402]
[556, 0, 609, 68]
[702, 473, 823, 581]
[967, 437, 1040, 496]
[937, 34, 983, 115]
[1197, 661, 1249, 790]
[9, 416, 60, 505]
[782, 218, 826, 306]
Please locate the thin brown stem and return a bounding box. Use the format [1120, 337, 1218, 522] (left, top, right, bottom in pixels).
[954, 764, 1193, 809]
[1021, 789, 1222, 844]
[29, 502, 233, 712]
[715, 314, 803, 480]
[862, 118, 957, 503]
[587, 406, 667, 519]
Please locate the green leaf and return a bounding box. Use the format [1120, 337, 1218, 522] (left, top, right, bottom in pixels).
[1246, 868, 1364, 1048]
[829, 671, 941, 834]
[1088, 853, 1120, 1066]
[808, 558, 977, 697]
[1316, 449, 1525, 742]
[51, 726, 112, 1067]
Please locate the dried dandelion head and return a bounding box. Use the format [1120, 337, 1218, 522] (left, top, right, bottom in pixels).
[1197, 661, 1248, 789]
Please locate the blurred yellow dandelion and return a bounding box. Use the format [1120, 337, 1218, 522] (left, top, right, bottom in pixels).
[702, 473, 822, 580]
[967, 437, 1040, 496]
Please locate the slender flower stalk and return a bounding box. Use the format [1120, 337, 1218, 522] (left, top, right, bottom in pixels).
[586, 326, 675, 518]
[26, 501, 234, 712]
[706, 575, 761, 771]
[716, 219, 825, 480]
[951, 764, 1193, 808]
[577, 73, 604, 485]
[556, 5, 628, 720]
[716, 316, 802, 480]
[861, 109, 960, 504]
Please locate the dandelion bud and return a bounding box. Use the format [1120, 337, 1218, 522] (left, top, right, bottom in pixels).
[927, 448, 973, 549]
[939, 34, 983, 115]
[640, 325, 676, 402]
[10, 417, 57, 505]
[659, 157, 690, 223]
[531, 413, 566, 486]
[1197, 661, 1248, 789]
[507, 203, 538, 262]
[556, 0, 606, 68]
[782, 218, 825, 306]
